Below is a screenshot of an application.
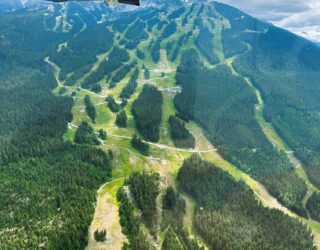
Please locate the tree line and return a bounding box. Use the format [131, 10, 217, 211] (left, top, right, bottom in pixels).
[174, 49, 308, 215]
[169, 115, 195, 149]
[177, 155, 315, 250]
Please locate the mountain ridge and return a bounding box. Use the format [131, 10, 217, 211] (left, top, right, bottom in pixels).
[1, 1, 320, 249]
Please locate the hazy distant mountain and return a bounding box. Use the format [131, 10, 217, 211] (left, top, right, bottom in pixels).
[0, 0, 185, 13]
[0, 0, 41, 12]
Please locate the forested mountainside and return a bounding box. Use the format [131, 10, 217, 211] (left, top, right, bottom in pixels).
[1, 0, 320, 249]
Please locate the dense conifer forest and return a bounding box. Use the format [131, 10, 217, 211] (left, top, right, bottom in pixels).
[131, 134, 149, 156]
[120, 69, 139, 99]
[232, 28, 320, 189]
[178, 155, 315, 250]
[175, 49, 308, 215]
[169, 115, 195, 149]
[132, 85, 163, 142]
[75, 122, 100, 145]
[0, 8, 114, 248]
[81, 46, 130, 89]
[307, 193, 320, 221]
[125, 172, 160, 234]
[84, 95, 96, 123]
[0, 145, 112, 249]
[194, 18, 219, 64]
[116, 110, 128, 128]
[117, 173, 158, 250]
[2, 1, 320, 249]
[107, 95, 121, 113]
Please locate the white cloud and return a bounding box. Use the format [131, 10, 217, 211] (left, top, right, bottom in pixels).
[218, 0, 320, 42]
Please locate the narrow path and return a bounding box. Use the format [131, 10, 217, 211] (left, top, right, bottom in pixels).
[73, 13, 87, 37]
[68, 123, 217, 154]
[78, 87, 108, 98]
[98, 138, 164, 162]
[44, 56, 64, 87]
[74, 102, 108, 109]
[138, 76, 173, 84]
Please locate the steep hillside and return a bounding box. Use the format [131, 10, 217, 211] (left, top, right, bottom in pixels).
[1, 1, 320, 249]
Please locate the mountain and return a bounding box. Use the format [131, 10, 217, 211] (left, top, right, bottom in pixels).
[1, 1, 320, 249]
[0, 0, 40, 12]
[0, 0, 184, 13]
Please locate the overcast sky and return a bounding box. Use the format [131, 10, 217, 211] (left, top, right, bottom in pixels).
[218, 0, 320, 42]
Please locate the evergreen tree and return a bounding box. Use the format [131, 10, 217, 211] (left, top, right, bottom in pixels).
[120, 69, 139, 99]
[162, 187, 177, 210]
[131, 134, 149, 156]
[98, 129, 107, 140]
[58, 87, 67, 95]
[91, 83, 102, 93]
[144, 68, 150, 80]
[136, 49, 145, 59]
[94, 229, 107, 242]
[161, 227, 184, 250]
[75, 122, 99, 145]
[116, 110, 128, 128]
[168, 115, 195, 149]
[307, 193, 320, 221]
[126, 172, 160, 233]
[84, 95, 96, 123]
[107, 95, 121, 113]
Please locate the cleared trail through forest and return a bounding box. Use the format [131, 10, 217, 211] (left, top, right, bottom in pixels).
[224, 46, 320, 218]
[187, 122, 294, 216]
[77, 8, 320, 247]
[242, 74, 319, 215]
[224, 45, 320, 249]
[237, 64, 320, 247]
[209, 11, 320, 247]
[68, 123, 217, 154]
[44, 57, 64, 87]
[86, 178, 126, 250]
[189, 120, 320, 246]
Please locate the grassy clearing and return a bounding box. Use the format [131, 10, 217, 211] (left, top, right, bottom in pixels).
[87, 178, 125, 250]
[159, 86, 176, 146]
[58, 8, 320, 248]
